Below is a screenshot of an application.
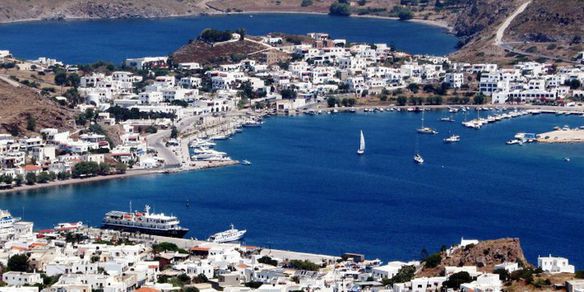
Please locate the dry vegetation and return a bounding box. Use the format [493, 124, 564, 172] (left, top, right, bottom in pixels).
[172, 39, 267, 65]
[0, 80, 74, 136]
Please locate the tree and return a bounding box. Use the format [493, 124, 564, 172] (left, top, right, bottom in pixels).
[281, 88, 297, 99]
[98, 163, 111, 176]
[26, 115, 36, 132]
[397, 96, 407, 106]
[398, 8, 413, 20]
[14, 174, 23, 186]
[443, 271, 473, 289]
[115, 163, 127, 174]
[423, 253, 441, 268]
[25, 172, 37, 185]
[327, 96, 338, 108]
[235, 28, 246, 41]
[7, 254, 29, 272]
[258, 256, 278, 266]
[170, 126, 179, 139]
[329, 2, 351, 16]
[54, 72, 68, 86]
[67, 73, 80, 88]
[199, 29, 233, 43]
[37, 171, 51, 183]
[388, 265, 416, 285]
[407, 83, 419, 93]
[72, 161, 100, 178]
[288, 260, 320, 271]
[473, 93, 486, 105]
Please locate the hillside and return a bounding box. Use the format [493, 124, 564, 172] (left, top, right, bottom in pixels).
[0, 0, 580, 64]
[172, 38, 268, 65]
[0, 80, 75, 136]
[0, 0, 212, 23]
[419, 238, 530, 277]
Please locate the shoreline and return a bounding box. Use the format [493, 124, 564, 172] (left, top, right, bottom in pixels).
[0, 159, 240, 195]
[0, 10, 452, 31]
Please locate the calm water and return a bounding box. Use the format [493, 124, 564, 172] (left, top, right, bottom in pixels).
[0, 14, 457, 64]
[2, 111, 583, 267]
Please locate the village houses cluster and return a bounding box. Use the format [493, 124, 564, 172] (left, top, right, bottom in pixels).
[0, 223, 580, 292]
[0, 32, 583, 185]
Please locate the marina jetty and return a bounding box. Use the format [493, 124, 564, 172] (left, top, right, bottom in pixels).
[0, 213, 582, 292]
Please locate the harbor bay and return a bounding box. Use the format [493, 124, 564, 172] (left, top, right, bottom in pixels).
[1, 110, 583, 266]
[0, 13, 457, 64]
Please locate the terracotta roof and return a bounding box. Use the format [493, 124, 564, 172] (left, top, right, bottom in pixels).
[136, 288, 160, 292]
[191, 246, 210, 252]
[22, 165, 42, 171]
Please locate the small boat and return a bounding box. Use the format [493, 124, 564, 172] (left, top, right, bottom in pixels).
[506, 139, 520, 145]
[440, 117, 455, 122]
[208, 224, 247, 243]
[417, 127, 439, 135]
[564, 157, 571, 162]
[443, 135, 461, 143]
[241, 160, 252, 166]
[357, 130, 366, 155]
[417, 107, 438, 134]
[413, 153, 424, 164]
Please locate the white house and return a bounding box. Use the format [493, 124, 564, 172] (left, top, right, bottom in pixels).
[538, 255, 575, 274]
[460, 273, 502, 292]
[2, 272, 42, 287]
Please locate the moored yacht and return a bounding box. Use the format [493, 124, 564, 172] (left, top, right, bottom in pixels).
[443, 135, 461, 143]
[207, 224, 247, 243]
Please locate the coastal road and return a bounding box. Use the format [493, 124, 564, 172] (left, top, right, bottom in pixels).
[146, 114, 205, 168]
[147, 129, 181, 168]
[494, 0, 579, 64]
[494, 0, 532, 47]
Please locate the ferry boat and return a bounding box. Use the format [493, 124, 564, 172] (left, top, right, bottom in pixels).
[0, 210, 19, 239]
[207, 224, 246, 243]
[102, 205, 189, 238]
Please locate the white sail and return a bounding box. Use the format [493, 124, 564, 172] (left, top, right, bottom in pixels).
[357, 130, 365, 154]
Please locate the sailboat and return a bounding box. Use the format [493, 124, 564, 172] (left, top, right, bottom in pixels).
[417, 107, 438, 134]
[357, 130, 365, 155]
[413, 129, 424, 164]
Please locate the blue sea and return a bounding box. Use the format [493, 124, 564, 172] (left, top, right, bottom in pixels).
[1, 111, 583, 267]
[0, 14, 457, 64]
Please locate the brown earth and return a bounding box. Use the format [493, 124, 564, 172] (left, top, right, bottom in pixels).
[172, 39, 267, 65]
[418, 238, 530, 277]
[0, 80, 75, 136]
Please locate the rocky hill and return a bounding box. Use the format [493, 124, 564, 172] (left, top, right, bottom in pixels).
[419, 238, 530, 277]
[172, 38, 268, 65]
[0, 0, 580, 63]
[0, 0, 212, 23]
[0, 80, 75, 136]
